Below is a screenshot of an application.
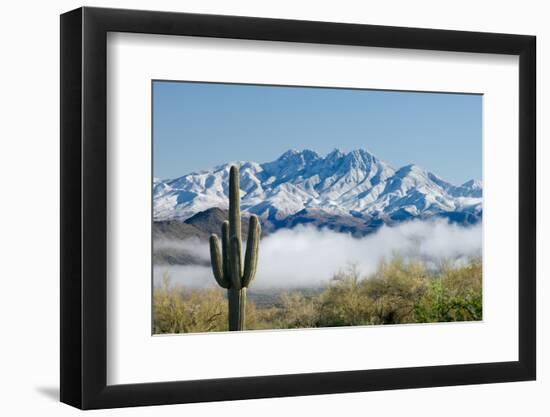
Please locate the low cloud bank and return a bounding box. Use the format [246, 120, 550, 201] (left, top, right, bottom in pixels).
[154, 219, 482, 289]
[154, 237, 210, 261]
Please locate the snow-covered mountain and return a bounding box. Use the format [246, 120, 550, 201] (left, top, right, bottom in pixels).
[153, 148, 482, 232]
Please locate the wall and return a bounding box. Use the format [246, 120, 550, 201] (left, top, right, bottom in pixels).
[0, 0, 545, 415]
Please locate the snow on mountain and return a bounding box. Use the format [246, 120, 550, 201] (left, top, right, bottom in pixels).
[153, 148, 482, 230]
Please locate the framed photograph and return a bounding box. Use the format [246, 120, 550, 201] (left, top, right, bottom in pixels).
[60, 6, 536, 409]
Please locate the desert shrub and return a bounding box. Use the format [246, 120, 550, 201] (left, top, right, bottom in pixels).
[247, 306, 281, 330]
[315, 256, 480, 326]
[361, 257, 430, 324]
[277, 292, 320, 328]
[245, 292, 319, 330]
[153, 256, 483, 334]
[316, 264, 374, 327]
[153, 276, 228, 334]
[414, 258, 482, 322]
[442, 258, 482, 297]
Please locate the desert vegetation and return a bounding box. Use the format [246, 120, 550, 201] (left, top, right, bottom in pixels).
[153, 255, 482, 334]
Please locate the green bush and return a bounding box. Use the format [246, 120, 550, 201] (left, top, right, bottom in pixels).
[414, 258, 482, 322]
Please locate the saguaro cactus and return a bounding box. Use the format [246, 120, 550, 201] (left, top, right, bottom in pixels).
[209, 165, 261, 331]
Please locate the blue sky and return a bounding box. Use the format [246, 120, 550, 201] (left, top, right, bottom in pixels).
[153, 81, 482, 185]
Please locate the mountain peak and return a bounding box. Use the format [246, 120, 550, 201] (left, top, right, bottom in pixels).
[348, 147, 379, 161]
[395, 163, 426, 177]
[277, 148, 320, 160]
[351, 147, 374, 156]
[278, 149, 299, 159]
[277, 147, 380, 166]
[326, 148, 345, 159]
[462, 179, 482, 189]
[263, 149, 321, 179]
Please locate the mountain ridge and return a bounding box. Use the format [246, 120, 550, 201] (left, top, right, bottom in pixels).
[153, 148, 482, 230]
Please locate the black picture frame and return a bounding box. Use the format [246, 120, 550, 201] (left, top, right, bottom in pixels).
[60, 6, 536, 410]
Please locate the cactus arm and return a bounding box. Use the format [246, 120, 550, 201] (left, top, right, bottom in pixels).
[221, 220, 230, 280]
[209, 234, 229, 288]
[242, 215, 261, 288]
[229, 165, 241, 240]
[229, 235, 243, 290]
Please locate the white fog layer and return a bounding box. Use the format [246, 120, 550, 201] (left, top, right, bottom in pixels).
[154, 219, 482, 289]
